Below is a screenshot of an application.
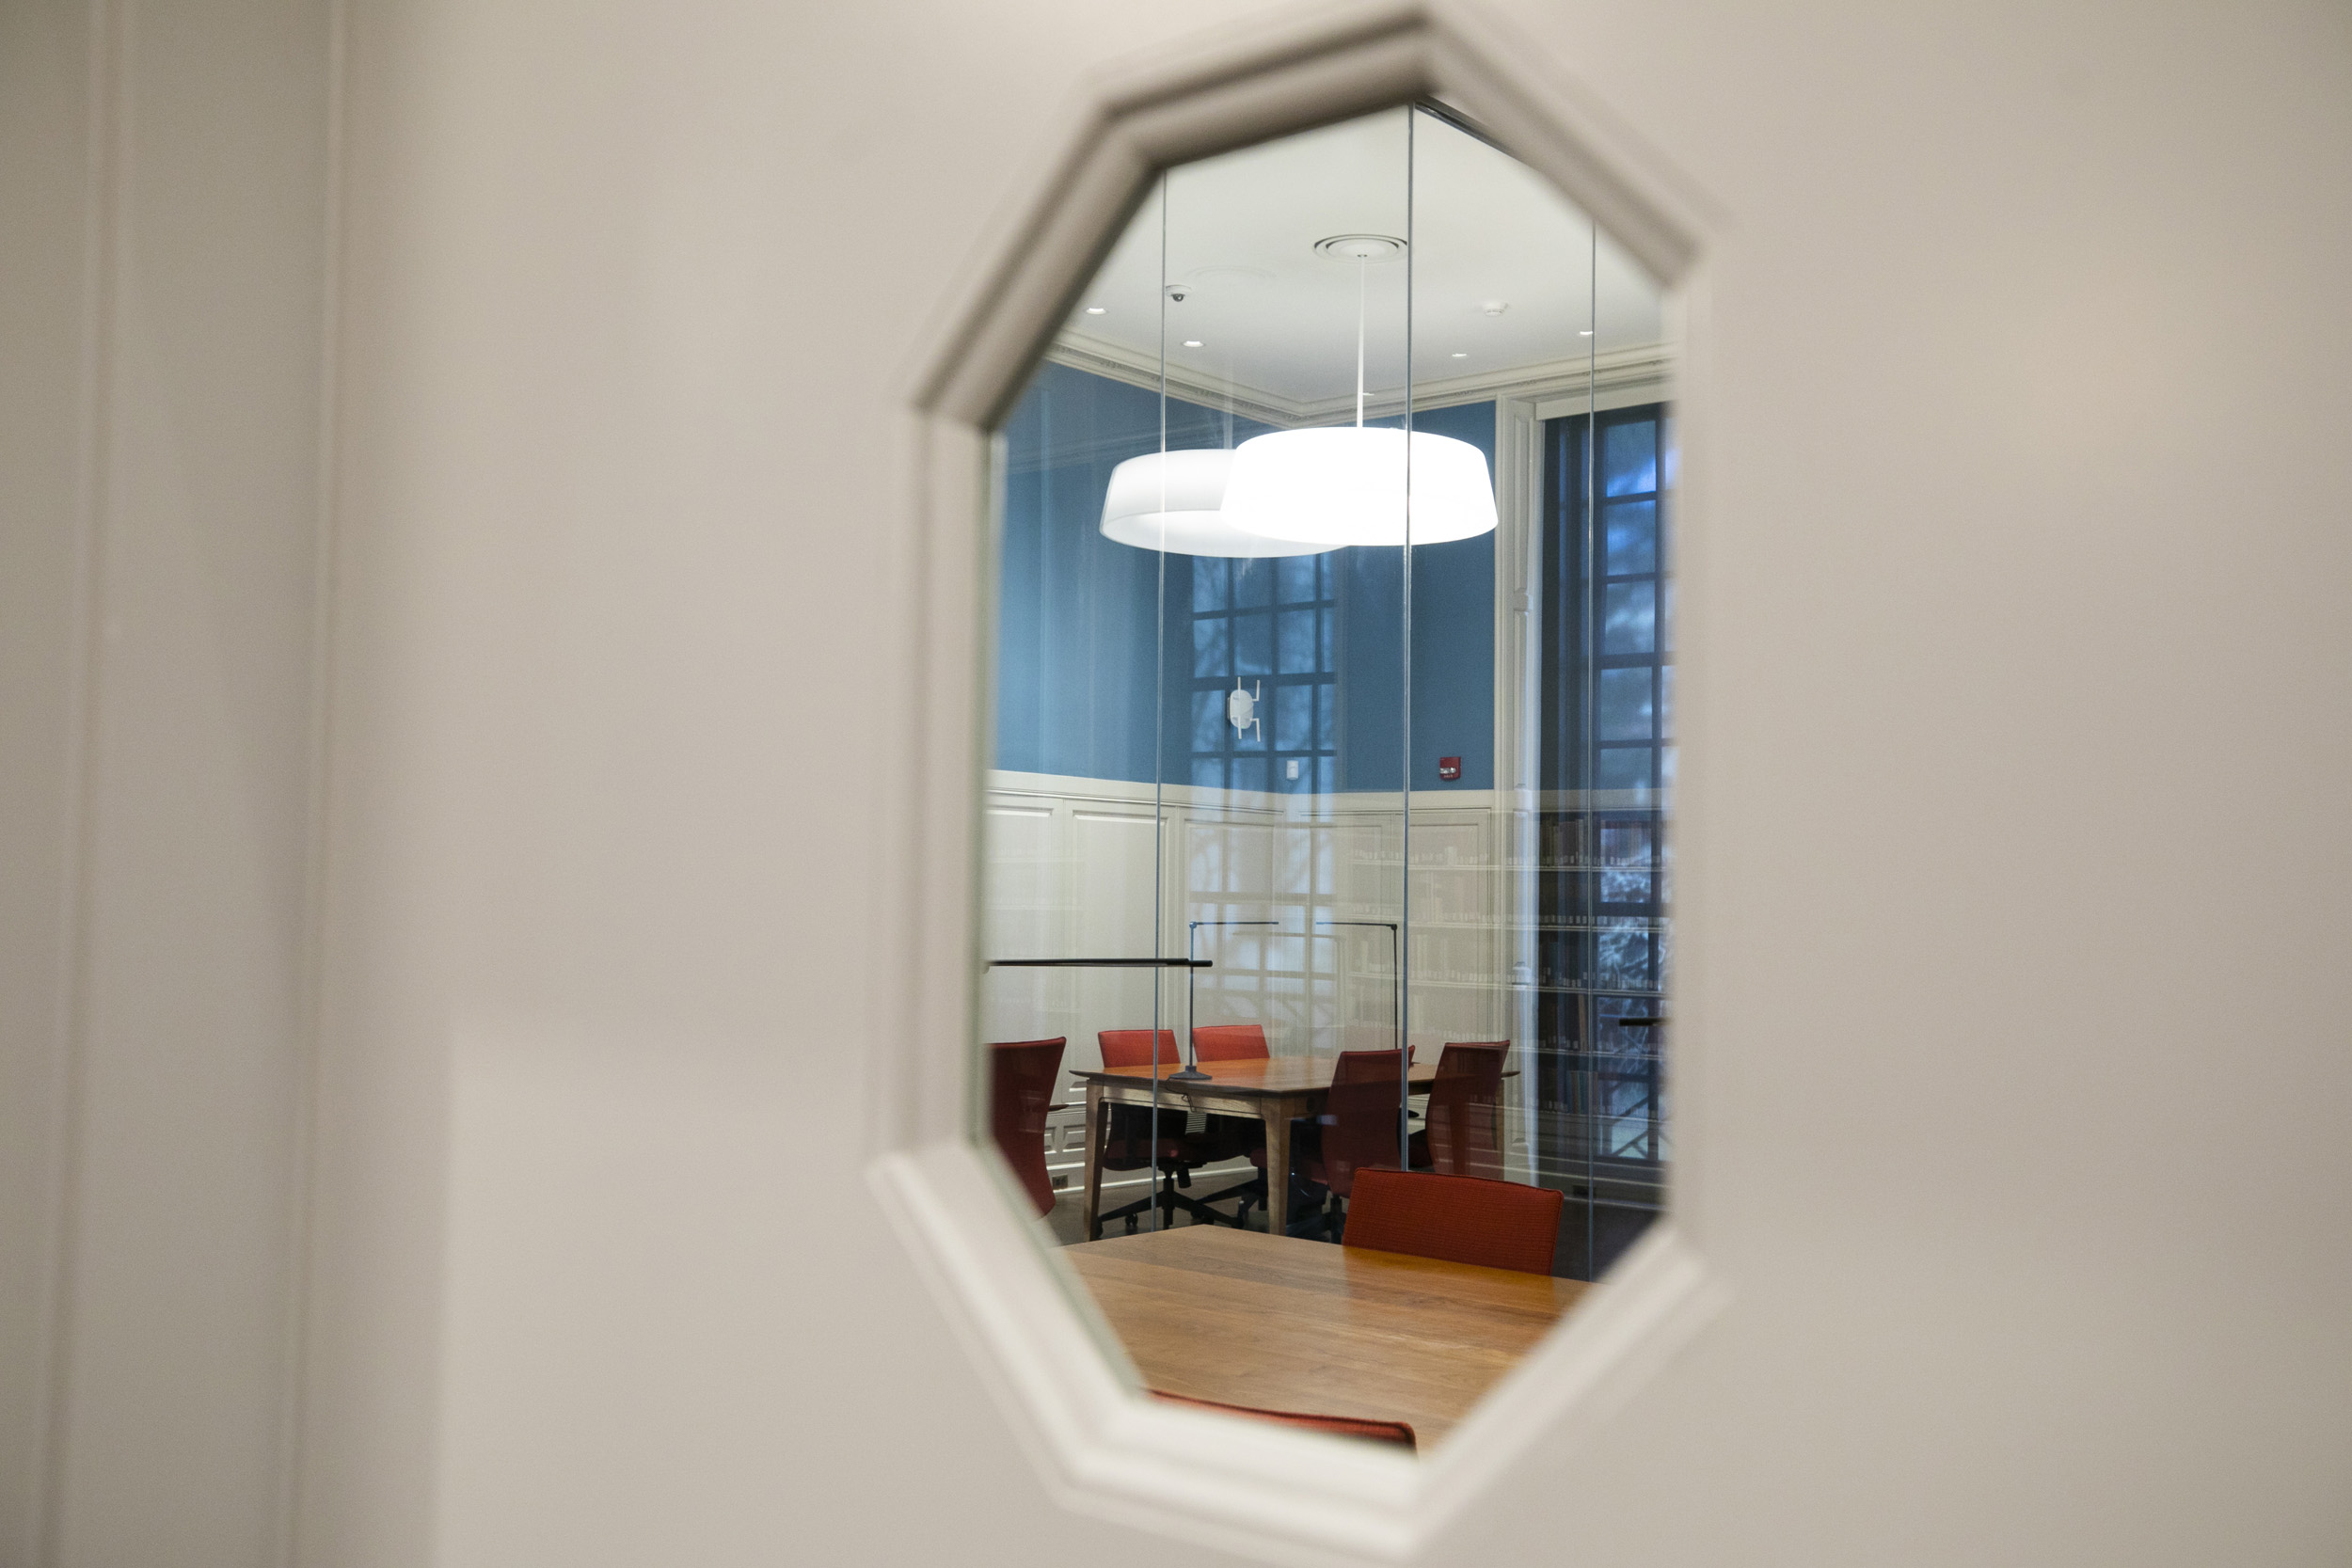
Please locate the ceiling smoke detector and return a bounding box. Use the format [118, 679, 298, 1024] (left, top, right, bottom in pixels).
[1313, 233, 1406, 262]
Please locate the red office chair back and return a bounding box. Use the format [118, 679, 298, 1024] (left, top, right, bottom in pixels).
[1095, 1029, 1193, 1174]
[1190, 1023, 1269, 1062]
[1319, 1048, 1409, 1197]
[1150, 1390, 1415, 1450]
[1422, 1041, 1508, 1180]
[987, 1037, 1065, 1217]
[1097, 1028, 1180, 1070]
[1343, 1167, 1564, 1275]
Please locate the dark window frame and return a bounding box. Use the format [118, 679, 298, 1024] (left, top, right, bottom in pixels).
[1535, 402, 1673, 1182]
[1187, 553, 1338, 797]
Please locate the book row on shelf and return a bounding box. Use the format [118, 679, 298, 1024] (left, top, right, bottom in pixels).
[1540, 816, 1661, 871]
[1180, 905, 1669, 933]
[1346, 849, 1665, 870]
[1527, 1030, 1671, 1052]
[1529, 956, 1662, 990]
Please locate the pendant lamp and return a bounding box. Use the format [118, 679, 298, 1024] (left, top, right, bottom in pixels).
[1098, 448, 1339, 558]
[1221, 231, 1498, 550]
[1222, 427, 1496, 547]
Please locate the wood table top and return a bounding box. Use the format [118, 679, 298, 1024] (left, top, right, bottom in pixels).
[1063, 1226, 1586, 1448]
[1069, 1055, 1440, 1098]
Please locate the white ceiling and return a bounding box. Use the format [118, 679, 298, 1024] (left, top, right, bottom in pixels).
[1052, 108, 1667, 420]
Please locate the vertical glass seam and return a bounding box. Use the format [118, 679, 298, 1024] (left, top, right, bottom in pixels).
[1398, 106, 1416, 1165]
[1582, 217, 1598, 1269]
[1150, 171, 1168, 1228]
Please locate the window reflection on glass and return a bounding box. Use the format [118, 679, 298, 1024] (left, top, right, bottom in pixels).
[1604, 500, 1657, 574]
[1603, 420, 1658, 497]
[1601, 581, 1655, 654]
[977, 101, 1674, 1455]
[1534, 398, 1675, 1273]
[1597, 667, 1655, 740]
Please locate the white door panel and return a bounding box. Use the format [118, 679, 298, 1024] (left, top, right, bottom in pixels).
[5, 1, 2345, 1565]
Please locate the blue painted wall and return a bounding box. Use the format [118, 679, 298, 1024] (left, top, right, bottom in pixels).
[994, 360, 1495, 793]
[1336, 400, 1497, 792]
[993, 366, 1171, 784]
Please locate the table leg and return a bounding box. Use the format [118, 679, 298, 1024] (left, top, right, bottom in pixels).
[1262, 1100, 1291, 1238]
[1082, 1084, 1105, 1242]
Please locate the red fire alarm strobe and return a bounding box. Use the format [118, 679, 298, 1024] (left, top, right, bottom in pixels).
[1437, 756, 1462, 782]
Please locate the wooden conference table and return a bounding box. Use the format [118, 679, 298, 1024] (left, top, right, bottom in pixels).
[1069, 1054, 1442, 1240]
[1066, 1226, 1587, 1447]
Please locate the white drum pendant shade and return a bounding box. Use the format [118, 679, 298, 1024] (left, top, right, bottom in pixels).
[1098, 449, 1339, 557]
[1221, 427, 1498, 548]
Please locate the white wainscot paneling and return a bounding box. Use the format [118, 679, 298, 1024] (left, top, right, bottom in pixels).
[982, 774, 1526, 1183]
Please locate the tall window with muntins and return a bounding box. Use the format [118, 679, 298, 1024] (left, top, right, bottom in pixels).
[1589, 409, 1673, 801]
[1190, 554, 1336, 796]
[1534, 402, 1673, 1263]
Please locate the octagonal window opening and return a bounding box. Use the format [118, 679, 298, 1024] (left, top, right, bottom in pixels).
[974, 102, 1675, 1457]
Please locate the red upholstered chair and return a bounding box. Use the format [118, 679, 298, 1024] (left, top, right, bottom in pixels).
[1185, 1022, 1275, 1216]
[1187, 1022, 1273, 1147]
[987, 1037, 1066, 1217]
[1409, 1041, 1508, 1180]
[1342, 1166, 1565, 1275]
[1098, 1027, 1182, 1071]
[1313, 1047, 1412, 1197]
[1251, 1047, 1410, 1239]
[1093, 1029, 1234, 1236]
[1150, 1390, 1416, 1451]
[1190, 1023, 1269, 1062]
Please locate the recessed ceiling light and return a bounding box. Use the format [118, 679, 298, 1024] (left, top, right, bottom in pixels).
[1579, 329, 1594, 336]
[1183, 340, 1203, 348]
[1451, 352, 1468, 358]
[1085, 306, 1105, 315]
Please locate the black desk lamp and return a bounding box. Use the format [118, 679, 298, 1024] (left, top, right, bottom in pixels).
[1175, 920, 1278, 1082]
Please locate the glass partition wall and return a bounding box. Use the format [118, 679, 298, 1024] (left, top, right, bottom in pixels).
[977, 103, 1673, 1448]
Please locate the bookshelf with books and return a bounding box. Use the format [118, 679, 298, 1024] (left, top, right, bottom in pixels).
[1528, 806, 1670, 1200]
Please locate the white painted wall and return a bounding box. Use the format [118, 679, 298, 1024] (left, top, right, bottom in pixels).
[4, 1, 2348, 1565]
[0, 1, 333, 1564]
[0, 7, 93, 1555]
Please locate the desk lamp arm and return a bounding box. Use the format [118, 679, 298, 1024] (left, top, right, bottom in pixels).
[1179, 920, 1278, 1082]
[1314, 919, 1406, 1165]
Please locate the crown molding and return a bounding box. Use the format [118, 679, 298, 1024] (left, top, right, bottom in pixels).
[1044, 333, 1671, 430]
[1016, 336, 1672, 475]
[1042, 337, 1305, 428]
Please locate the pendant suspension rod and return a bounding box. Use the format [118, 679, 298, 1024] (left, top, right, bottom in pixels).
[1355, 255, 1367, 428]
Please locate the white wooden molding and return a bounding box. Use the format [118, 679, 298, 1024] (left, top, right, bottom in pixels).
[869, 2, 1724, 1560]
[1043, 334, 1672, 432]
[985, 768, 1498, 819]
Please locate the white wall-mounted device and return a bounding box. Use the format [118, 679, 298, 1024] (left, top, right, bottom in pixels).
[1227, 679, 1260, 739]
